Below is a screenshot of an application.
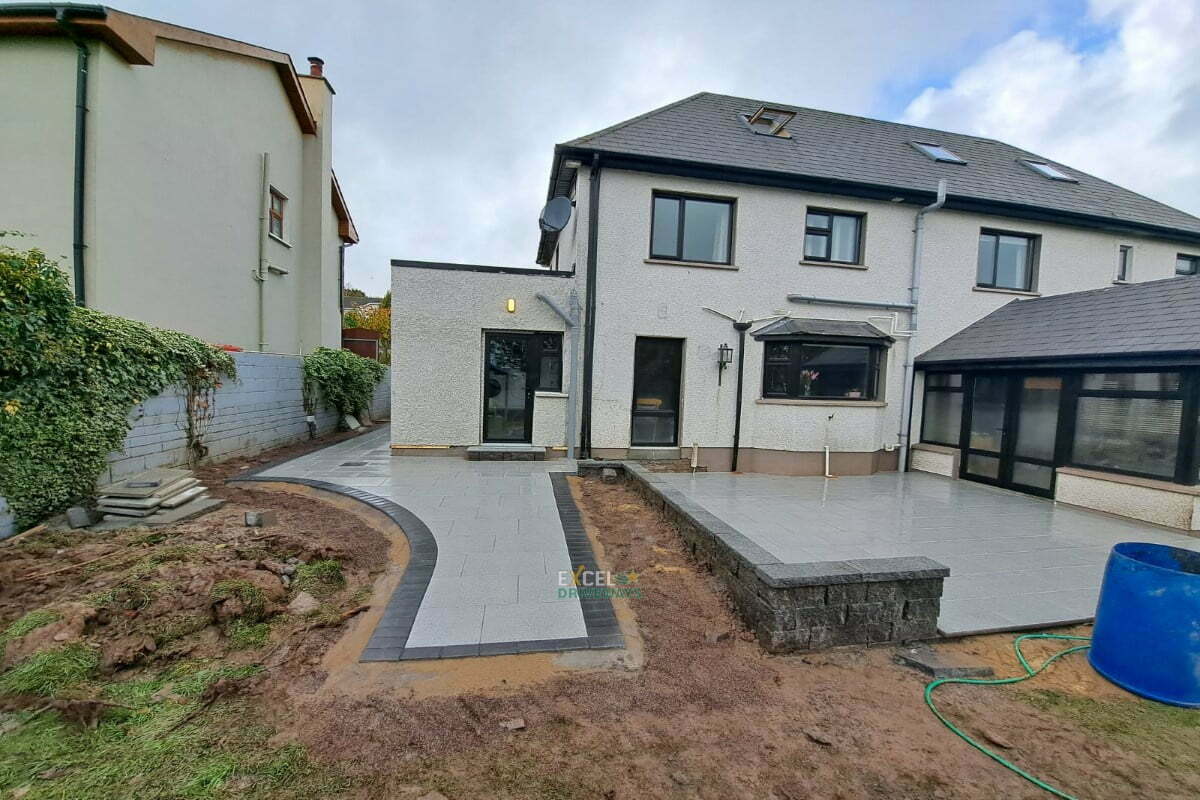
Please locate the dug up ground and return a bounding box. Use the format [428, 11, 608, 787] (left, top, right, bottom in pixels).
[1, 425, 1198, 799]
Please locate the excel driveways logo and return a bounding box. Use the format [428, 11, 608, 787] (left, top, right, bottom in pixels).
[557, 565, 643, 599]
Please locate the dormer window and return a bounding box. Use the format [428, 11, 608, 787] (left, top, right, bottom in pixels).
[740, 106, 795, 138]
[1021, 159, 1076, 182]
[911, 142, 965, 164]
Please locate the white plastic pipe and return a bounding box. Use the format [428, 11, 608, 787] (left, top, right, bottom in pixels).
[824, 446, 832, 478]
[691, 442, 699, 472]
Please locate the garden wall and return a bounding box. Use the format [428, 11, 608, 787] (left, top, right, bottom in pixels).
[101, 351, 390, 486]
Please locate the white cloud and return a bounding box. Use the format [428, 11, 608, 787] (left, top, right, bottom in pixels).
[903, 0, 1200, 220]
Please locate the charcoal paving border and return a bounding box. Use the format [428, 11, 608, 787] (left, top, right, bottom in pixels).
[230, 440, 625, 660]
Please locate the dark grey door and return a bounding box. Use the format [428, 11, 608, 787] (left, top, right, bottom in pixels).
[483, 332, 533, 443]
[960, 373, 1062, 497]
[630, 337, 683, 447]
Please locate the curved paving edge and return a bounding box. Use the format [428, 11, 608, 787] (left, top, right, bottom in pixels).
[227, 473, 438, 661]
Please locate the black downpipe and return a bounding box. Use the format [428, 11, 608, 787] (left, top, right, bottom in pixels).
[730, 321, 751, 471]
[579, 154, 601, 458]
[57, 9, 89, 306]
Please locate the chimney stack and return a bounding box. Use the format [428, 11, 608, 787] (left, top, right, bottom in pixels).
[307, 56, 324, 77]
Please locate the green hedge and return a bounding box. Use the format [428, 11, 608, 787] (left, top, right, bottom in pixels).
[303, 347, 385, 425]
[0, 243, 235, 528]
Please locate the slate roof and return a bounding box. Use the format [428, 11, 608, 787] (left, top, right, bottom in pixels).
[916, 277, 1200, 366]
[752, 317, 894, 342]
[537, 92, 1200, 262]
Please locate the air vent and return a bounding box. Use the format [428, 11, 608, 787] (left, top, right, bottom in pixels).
[741, 106, 795, 138]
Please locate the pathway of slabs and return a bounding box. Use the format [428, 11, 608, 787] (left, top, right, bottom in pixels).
[238, 429, 623, 660]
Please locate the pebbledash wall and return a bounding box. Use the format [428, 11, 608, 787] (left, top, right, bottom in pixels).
[101, 351, 389, 486]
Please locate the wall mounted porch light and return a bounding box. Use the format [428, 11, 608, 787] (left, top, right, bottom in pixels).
[506, 298, 516, 313]
[717, 342, 733, 385]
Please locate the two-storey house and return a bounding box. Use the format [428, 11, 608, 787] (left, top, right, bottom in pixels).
[0, 4, 358, 354]
[391, 92, 1200, 527]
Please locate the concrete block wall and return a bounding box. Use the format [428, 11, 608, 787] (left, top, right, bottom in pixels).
[102, 351, 388, 485]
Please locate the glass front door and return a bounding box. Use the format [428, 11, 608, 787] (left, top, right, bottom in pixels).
[630, 337, 683, 447]
[960, 373, 1063, 497]
[483, 332, 533, 443]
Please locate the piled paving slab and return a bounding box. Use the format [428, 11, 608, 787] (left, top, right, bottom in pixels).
[95, 467, 223, 527]
[579, 460, 949, 653]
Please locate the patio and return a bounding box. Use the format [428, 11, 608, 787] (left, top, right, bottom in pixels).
[652, 469, 1200, 635]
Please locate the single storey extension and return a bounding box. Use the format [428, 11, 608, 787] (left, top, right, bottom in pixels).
[390, 92, 1200, 529]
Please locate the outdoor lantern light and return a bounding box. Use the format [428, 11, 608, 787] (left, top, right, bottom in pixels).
[717, 342, 733, 385]
[506, 298, 516, 313]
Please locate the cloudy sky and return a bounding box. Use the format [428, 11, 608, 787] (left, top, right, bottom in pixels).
[117, 0, 1200, 296]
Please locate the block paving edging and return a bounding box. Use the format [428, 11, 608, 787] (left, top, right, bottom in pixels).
[231, 447, 625, 660]
[578, 461, 949, 652]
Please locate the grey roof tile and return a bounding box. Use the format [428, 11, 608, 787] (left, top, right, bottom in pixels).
[916, 277, 1200, 364]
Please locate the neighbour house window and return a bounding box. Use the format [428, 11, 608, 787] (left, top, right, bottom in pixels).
[761, 340, 883, 401]
[1117, 245, 1132, 282]
[803, 210, 863, 264]
[1176, 254, 1200, 276]
[1071, 371, 1184, 481]
[920, 373, 964, 447]
[650, 193, 734, 264]
[977, 230, 1038, 292]
[536, 333, 563, 392]
[269, 189, 286, 239]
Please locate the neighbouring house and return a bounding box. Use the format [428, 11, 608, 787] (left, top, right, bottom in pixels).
[0, 4, 359, 354]
[343, 294, 385, 314]
[391, 92, 1200, 528]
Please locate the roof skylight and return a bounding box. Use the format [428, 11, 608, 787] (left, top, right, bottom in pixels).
[1021, 159, 1076, 182]
[741, 106, 795, 139]
[911, 141, 965, 164]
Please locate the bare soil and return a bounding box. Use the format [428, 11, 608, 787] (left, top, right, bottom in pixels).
[4, 430, 1198, 799]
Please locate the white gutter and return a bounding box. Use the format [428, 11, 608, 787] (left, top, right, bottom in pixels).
[898, 179, 947, 472]
[536, 290, 581, 460]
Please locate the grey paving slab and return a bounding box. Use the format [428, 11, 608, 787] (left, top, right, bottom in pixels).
[654, 470, 1200, 636]
[243, 429, 616, 659]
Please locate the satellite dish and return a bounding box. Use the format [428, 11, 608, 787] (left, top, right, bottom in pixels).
[539, 196, 573, 232]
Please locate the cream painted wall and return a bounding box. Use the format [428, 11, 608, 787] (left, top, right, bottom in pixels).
[1, 36, 342, 354]
[0, 38, 76, 266]
[391, 266, 576, 447]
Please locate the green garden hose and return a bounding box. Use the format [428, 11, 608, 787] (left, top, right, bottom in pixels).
[924, 633, 1093, 799]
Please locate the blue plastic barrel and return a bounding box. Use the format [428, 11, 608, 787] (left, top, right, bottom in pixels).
[1089, 542, 1200, 707]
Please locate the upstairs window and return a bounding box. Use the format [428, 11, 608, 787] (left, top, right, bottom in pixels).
[804, 209, 863, 264]
[1117, 245, 1132, 282]
[269, 188, 286, 239]
[762, 340, 884, 401]
[650, 193, 734, 265]
[977, 230, 1038, 292]
[1021, 159, 1076, 182]
[911, 142, 965, 164]
[1176, 254, 1200, 276]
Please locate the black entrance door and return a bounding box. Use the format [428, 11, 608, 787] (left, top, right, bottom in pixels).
[483, 332, 535, 443]
[630, 337, 683, 447]
[960, 373, 1062, 496]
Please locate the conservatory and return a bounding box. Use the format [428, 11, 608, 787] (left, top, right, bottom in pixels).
[912, 277, 1200, 530]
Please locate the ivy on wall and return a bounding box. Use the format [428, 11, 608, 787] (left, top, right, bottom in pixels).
[0, 243, 236, 528]
[302, 347, 385, 426]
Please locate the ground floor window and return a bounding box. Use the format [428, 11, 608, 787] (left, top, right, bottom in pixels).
[762, 340, 883, 400]
[918, 367, 1197, 489]
[920, 373, 963, 446]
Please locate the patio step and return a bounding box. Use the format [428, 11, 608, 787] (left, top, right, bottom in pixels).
[467, 444, 546, 461]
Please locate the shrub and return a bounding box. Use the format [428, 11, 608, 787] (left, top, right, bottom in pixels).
[0, 243, 236, 528]
[302, 347, 385, 424]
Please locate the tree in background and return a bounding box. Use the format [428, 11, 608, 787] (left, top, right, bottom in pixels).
[343, 285, 366, 298]
[380, 290, 391, 309]
[342, 304, 390, 363]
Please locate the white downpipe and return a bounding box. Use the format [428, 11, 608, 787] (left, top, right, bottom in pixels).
[691, 442, 699, 472]
[899, 179, 947, 472]
[824, 446, 832, 478]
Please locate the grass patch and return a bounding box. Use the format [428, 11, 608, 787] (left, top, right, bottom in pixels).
[0, 680, 347, 799]
[0, 643, 98, 696]
[210, 580, 267, 622]
[225, 620, 271, 650]
[149, 613, 212, 646]
[293, 560, 344, 597]
[1021, 688, 1200, 772]
[0, 609, 61, 660]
